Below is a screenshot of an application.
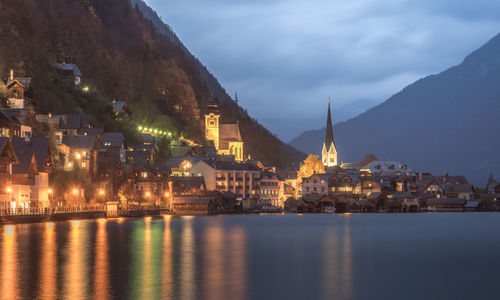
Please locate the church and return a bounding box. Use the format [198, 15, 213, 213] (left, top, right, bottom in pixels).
[322, 99, 338, 167]
[204, 100, 244, 162]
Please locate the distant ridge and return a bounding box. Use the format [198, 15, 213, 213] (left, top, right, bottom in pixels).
[290, 33, 500, 184]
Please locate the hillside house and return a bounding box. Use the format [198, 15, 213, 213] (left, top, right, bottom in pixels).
[0, 138, 19, 212]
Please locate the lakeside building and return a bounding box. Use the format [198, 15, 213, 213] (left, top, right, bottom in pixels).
[204, 100, 244, 162]
[188, 160, 260, 207]
[0, 138, 19, 211]
[5, 69, 33, 109]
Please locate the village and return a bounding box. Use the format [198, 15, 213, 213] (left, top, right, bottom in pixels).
[0, 65, 499, 223]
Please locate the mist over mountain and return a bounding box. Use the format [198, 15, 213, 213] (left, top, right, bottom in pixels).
[290, 33, 500, 185]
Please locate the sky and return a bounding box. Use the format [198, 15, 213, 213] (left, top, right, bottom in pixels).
[144, 0, 500, 141]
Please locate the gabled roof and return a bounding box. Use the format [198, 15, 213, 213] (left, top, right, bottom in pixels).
[59, 115, 91, 130]
[12, 153, 37, 175]
[0, 109, 30, 125]
[219, 124, 242, 142]
[444, 183, 473, 193]
[79, 127, 104, 137]
[62, 135, 97, 149]
[6, 77, 32, 89]
[12, 137, 51, 169]
[196, 160, 260, 172]
[102, 132, 125, 148]
[165, 157, 210, 169]
[0, 137, 19, 164]
[53, 63, 82, 77]
[112, 101, 126, 113]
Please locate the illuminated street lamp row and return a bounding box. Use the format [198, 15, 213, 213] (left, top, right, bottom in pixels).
[137, 126, 173, 137]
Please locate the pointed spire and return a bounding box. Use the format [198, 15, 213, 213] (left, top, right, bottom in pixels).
[324, 98, 334, 148]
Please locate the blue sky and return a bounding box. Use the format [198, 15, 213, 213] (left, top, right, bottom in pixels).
[144, 0, 500, 141]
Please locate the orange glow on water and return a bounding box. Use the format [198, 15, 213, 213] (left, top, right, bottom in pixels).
[94, 219, 110, 299]
[1, 225, 19, 299]
[39, 220, 57, 299]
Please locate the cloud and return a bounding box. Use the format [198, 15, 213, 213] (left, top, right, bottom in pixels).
[147, 0, 500, 140]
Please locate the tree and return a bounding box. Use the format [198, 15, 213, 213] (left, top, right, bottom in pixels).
[297, 154, 325, 188]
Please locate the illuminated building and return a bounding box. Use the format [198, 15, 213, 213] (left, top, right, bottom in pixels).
[321, 99, 338, 167]
[204, 100, 244, 162]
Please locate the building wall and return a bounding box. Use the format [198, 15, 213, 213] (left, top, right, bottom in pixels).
[32, 172, 50, 208]
[189, 162, 216, 191]
[205, 113, 220, 149]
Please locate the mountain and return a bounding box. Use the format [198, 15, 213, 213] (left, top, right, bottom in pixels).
[0, 0, 304, 166]
[290, 33, 500, 185]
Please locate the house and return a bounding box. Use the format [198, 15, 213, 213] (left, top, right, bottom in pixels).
[11, 153, 37, 211]
[301, 173, 329, 196]
[426, 198, 466, 212]
[0, 138, 19, 212]
[353, 177, 382, 196]
[188, 160, 260, 207]
[128, 164, 169, 205]
[204, 100, 244, 162]
[59, 135, 98, 171]
[12, 137, 54, 208]
[464, 200, 481, 212]
[303, 194, 335, 213]
[0, 109, 34, 138]
[112, 101, 129, 120]
[443, 183, 474, 200]
[166, 157, 210, 176]
[284, 198, 307, 213]
[360, 160, 414, 176]
[172, 195, 221, 215]
[5, 69, 33, 109]
[53, 62, 82, 86]
[259, 171, 283, 207]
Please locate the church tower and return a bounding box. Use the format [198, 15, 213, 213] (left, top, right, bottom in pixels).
[322, 99, 338, 167]
[204, 99, 220, 150]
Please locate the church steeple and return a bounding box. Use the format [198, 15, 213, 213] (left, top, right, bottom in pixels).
[322, 98, 338, 167]
[324, 98, 334, 149]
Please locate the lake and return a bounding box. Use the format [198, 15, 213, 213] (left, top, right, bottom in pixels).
[1, 213, 499, 300]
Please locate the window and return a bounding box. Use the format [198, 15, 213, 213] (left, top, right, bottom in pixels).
[141, 172, 148, 178]
[82, 151, 87, 157]
[81, 162, 87, 168]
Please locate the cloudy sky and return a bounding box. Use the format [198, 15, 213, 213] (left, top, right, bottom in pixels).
[144, 0, 500, 141]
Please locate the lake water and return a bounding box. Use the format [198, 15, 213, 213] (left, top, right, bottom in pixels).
[1, 213, 500, 300]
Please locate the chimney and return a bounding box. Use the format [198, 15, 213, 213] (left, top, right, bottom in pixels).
[24, 135, 31, 144]
[418, 172, 423, 182]
[9, 69, 14, 80]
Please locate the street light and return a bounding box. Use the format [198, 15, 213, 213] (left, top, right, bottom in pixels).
[164, 192, 170, 198]
[72, 188, 78, 196]
[48, 188, 53, 194]
[98, 189, 105, 196]
[145, 191, 151, 198]
[7, 187, 12, 193]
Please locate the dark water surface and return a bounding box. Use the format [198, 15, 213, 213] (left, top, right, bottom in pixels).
[1, 213, 500, 300]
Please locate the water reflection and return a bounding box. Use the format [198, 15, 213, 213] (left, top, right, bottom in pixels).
[142, 217, 153, 299]
[161, 215, 173, 298]
[228, 227, 247, 299]
[1, 225, 19, 299]
[181, 216, 196, 300]
[63, 220, 89, 300]
[322, 218, 353, 300]
[94, 219, 110, 299]
[203, 219, 224, 300]
[38, 222, 57, 300]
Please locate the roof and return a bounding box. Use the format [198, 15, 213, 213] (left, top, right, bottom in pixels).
[12, 153, 35, 174]
[53, 63, 82, 77]
[304, 194, 332, 203]
[444, 183, 473, 193]
[324, 100, 335, 149]
[165, 157, 209, 169]
[59, 115, 91, 130]
[0, 137, 18, 163]
[200, 160, 260, 172]
[465, 200, 481, 208]
[102, 132, 125, 148]
[79, 128, 104, 137]
[277, 169, 298, 180]
[112, 101, 126, 113]
[260, 171, 283, 181]
[428, 198, 466, 205]
[0, 109, 30, 125]
[12, 137, 50, 169]
[6, 77, 32, 89]
[62, 135, 97, 149]
[173, 196, 215, 205]
[219, 124, 242, 143]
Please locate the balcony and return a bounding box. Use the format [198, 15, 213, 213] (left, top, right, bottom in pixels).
[216, 185, 226, 190]
[216, 176, 226, 181]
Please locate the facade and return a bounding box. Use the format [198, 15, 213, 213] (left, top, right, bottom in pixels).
[259, 171, 283, 207]
[322, 99, 338, 167]
[0, 138, 19, 211]
[5, 70, 33, 109]
[59, 135, 97, 171]
[302, 174, 329, 197]
[204, 101, 244, 162]
[0, 109, 33, 138]
[188, 160, 260, 207]
[53, 62, 82, 86]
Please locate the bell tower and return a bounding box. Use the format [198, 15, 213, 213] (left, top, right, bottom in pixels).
[205, 100, 220, 150]
[322, 98, 338, 167]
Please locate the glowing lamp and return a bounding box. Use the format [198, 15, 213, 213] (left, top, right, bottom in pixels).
[72, 189, 79, 195]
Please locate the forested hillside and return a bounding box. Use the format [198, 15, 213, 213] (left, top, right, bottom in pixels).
[0, 0, 304, 166]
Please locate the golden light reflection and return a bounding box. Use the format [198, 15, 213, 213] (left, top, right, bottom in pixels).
[142, 216, 153, 299]
[161, 215, 173, 298]
[94, 220, 110, 299]
[322, 227, 338, 300]
[342, 221, 353, 299]
[180, 217, 196, 300]
[203, 220, 224, 300]
[64, 220, 88, 299]
[228, 227, 247, 300]
[1, 225, 19, 299]
[38, 222, 57, 300]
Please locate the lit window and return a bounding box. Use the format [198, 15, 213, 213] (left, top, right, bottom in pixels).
[81, 162, 87, 168]
[141, 172, 148, 178]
